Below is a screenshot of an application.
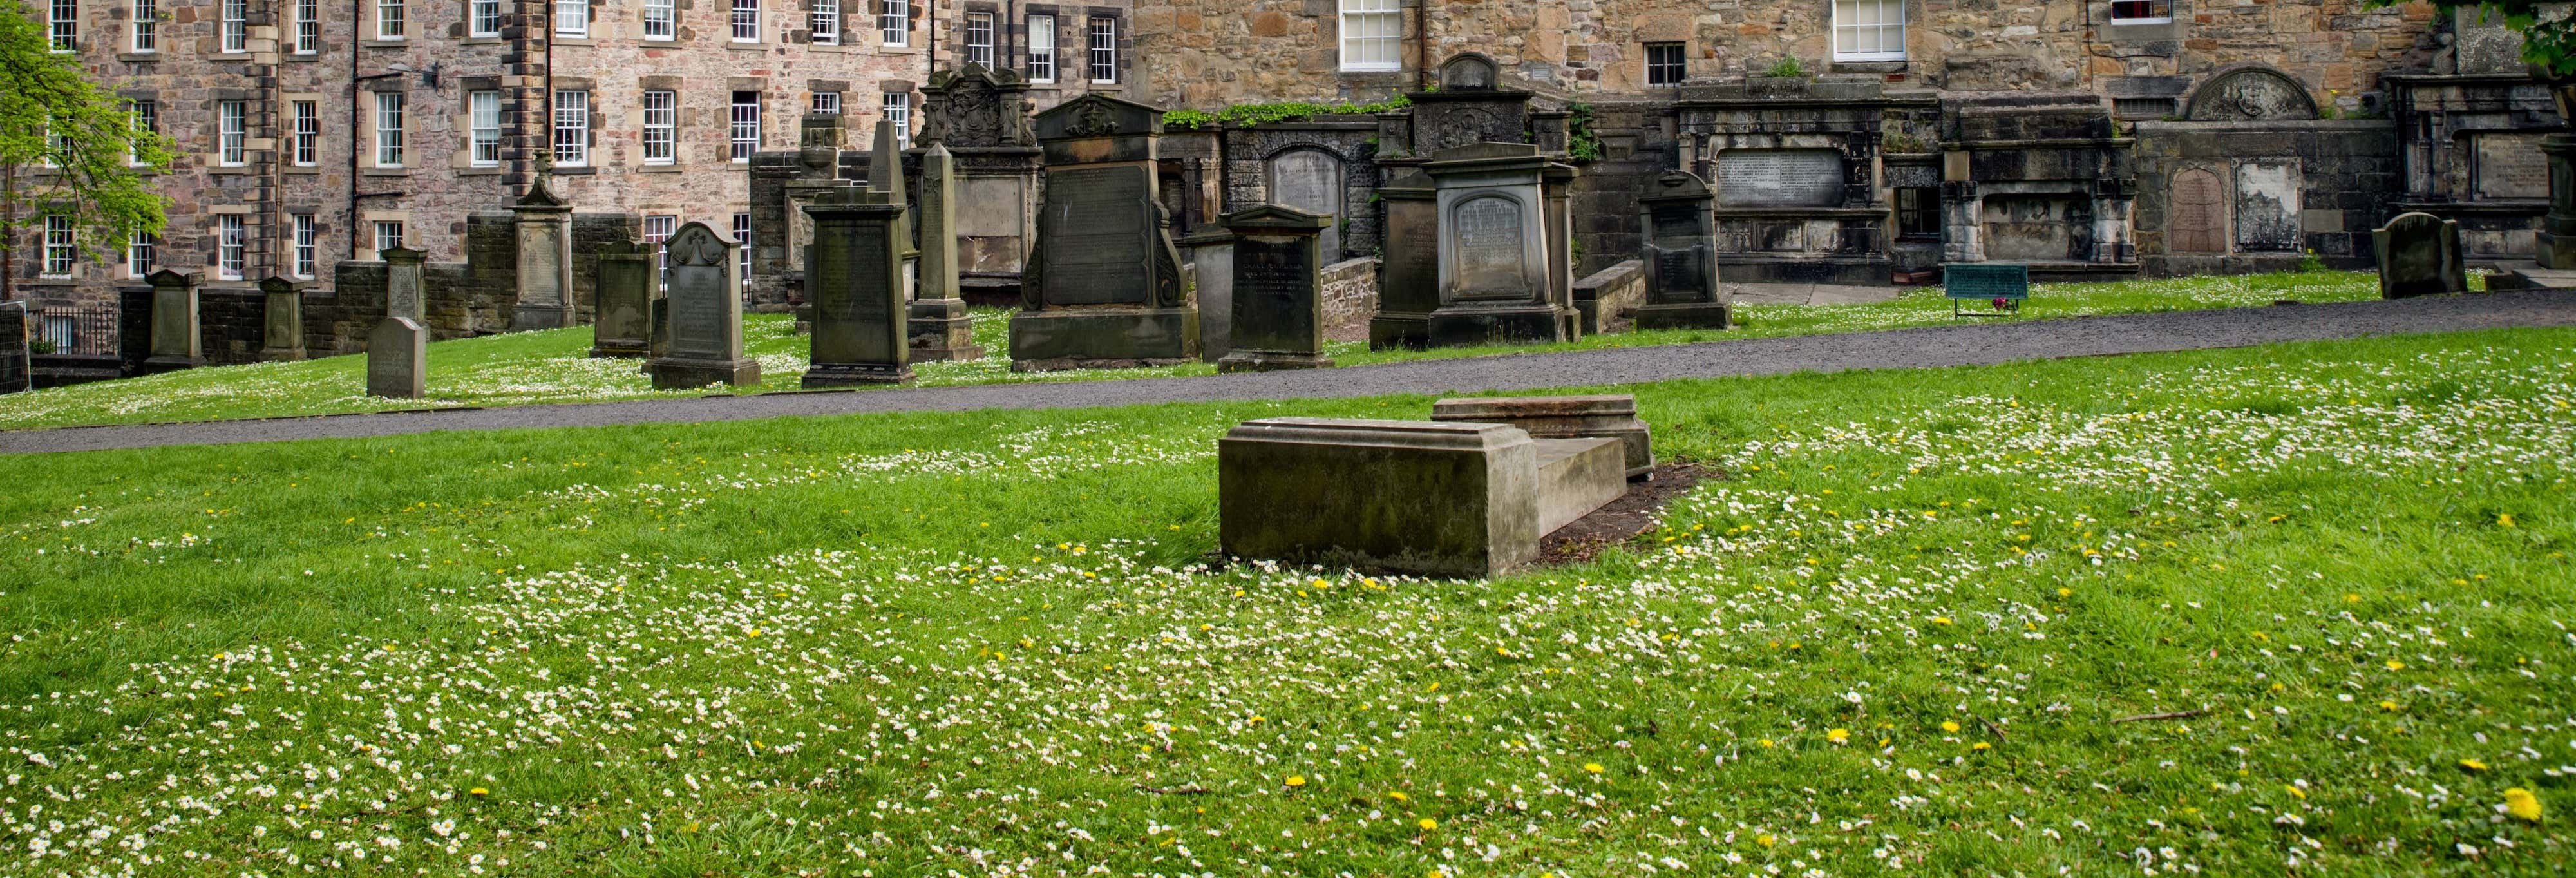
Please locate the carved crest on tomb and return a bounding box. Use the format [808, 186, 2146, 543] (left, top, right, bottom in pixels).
[2184, 66, 2318, 122]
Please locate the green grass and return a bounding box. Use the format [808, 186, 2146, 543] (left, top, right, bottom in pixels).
[2, 327, 2569, 874]
[2, 270, 2400, 432]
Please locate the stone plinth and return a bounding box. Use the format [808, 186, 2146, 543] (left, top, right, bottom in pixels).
[2372, 212, 2467, 298]
[645, 222, 762, 390]
[258, 276, 306, 361]
[381, 246, 427, 325]
[366, 317, 426, 399]
[141, 269, 202, 374]
[1009, 93, 1198, 370]
[1216, 205, 1334, 373]
[591, 240, 656, 358]
[1425, 142, 1573, 348]
[1432, 394, 1656, 480]
[802, 194, 915, 387]
[1533, 438, 1626, 535]
[1220, 418, 1542, 578]
[1634, 171, 1732, 329]
[909, 144, 985, 361]
[509, 179, 576, 332]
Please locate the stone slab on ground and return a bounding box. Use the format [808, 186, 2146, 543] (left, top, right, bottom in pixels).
[1532, 437, 1625, 535]
[1220, 418, 1541, 578]
[2488, 262, 2576, 292]
[1433, 393, 1654, 479]
[1727, 282, 1902, 307]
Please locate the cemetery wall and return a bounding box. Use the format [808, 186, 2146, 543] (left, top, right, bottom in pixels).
[1573, 260, 1646, 334]
[1320, 256, 1379, 330]
[1565, 100, 1684, 276]
[1220, 120, 1384, 263]
[2132, 119, 2405, 274]
[194, 287, 271, 367]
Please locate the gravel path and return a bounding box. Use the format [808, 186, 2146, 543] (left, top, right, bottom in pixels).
[8, 289, 2572, 455]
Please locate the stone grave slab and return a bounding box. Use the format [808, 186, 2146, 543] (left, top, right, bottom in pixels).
[645, 222, 762, 389]
[1425, 142, 1571, 347]
[2372, 211, 2467, 298]
[1217, 205, 1334, 373]
[591, 240, 656, 358]
[1009, 93, 1197, 370]
[382, 246, 427, 325]
[1716, 149, 1846, 209]
[510, 179, 576, 332]
[259, 276, 305, 361]
[366, 316, 426, 399]
[1370, 169, 1439, 350]
[803, 194, 915, 386]
[1432, 394, 1655, 480]
[142, 269, 202, 374]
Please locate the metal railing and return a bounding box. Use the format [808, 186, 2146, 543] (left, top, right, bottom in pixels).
[30, 305, 120, 357]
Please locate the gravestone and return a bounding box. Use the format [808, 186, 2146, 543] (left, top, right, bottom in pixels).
[2168, 168, 2227, 253]
[1715, 149, 1847, 209]
[258, 276, 305, 361]
[2541, 134, 2576, 270]
[1009, 93, 1198, 370]
[1542, 162, 1580, 339]
[1182, 230, 1235, 362]
[1217, 205, 1334, 373]
[1370, 169, 1439, 349]
[509, 178, 576, 331]
[1267, 149, 1345, 261]
[909, 143, 984, 360]
[1407, 54, 1535, 158]
[867, 120, 918, 292]
[142, 269, 202, 374]
[2233, 160, 2302, 252]
[922, 65, 1043, 297]
[644, 222, 763, 389]
[1433, 394, 1654, 480]
[2472, 133, 2549, 202]
[1425, 142, 1571, 347]
[0, 301, 26, 394]
[2371, 212, 2467, 298]
[366, 316, 426, 399]
[2185, 68, 2319, 122]
[381, 245, 426, 325]
[1633, 171, 1730, 329]
[803, 191, 916, 386]
[591, 240, 656, 358]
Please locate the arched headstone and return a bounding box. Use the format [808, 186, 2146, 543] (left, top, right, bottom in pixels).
[2185, 67, 2318, 122]
[1267, 149, 1345, 260]
[2168, 167, 2227, 253]
[1440, 53, 1499, 90]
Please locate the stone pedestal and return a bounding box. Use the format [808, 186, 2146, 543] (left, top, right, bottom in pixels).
[1217, 205, 1335, 373]
[908, 144, 984, 361]
[2539, 133, 2576, 270]
[366, 316, 426, 399]
[644, 222, 762, 390]
[591, 240, 656, 358]
[1009, 94, 1198, 370]
[140, 269, 202, 374]
[1432, 394, 1656, 480]
[1634, 171, 1733, 330]
[509, 180, 576, 332]
[258, 276, 305, 361]
[1370, 169, 1439, 349]
[802, 194, 915, 387]
[1424, 143, 1573, 348]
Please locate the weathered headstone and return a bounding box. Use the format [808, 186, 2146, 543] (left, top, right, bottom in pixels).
[259, 276, 306, 361]
[2372, 212, 2467, 298]
[1425, 142, 1571, 347]
[922, 65, 1042, 298]
[1715, 149, 1847, 208]
[867, 119, 917, 287]
[1181, 230, 1235, 362]
[366, 316, 426, 399]
[2542, 134, 2576, 270]
[510, 178, 576, 331]
[909, 143, 983, 361]
[381, 245, 427, 325]
[1217, 205, 1335, 373]
[1633, 171, 1730, 330]
[1542, 161, 1580, 339]
[1407, 53, 1535, 157]
[141, 269, 203, 374]
[644, 222, 763, 389]
[1009, 93, 1198, 370]
[591, 240, 656, 358]
[1432, 394, 1655, 480]
[1267, 149, 1344, 261]
[1369, 169, 1439, 349]
[0, 301, 28, 394]
[2168, 167, 2228, 254]
[802, 191, 916, 386]
[2233, 160, 2302, 252]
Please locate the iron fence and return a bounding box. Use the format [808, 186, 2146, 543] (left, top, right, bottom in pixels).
[30, 305, 120, 356]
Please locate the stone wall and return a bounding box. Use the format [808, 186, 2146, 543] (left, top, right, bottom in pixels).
[1221, 119, 1383, 262]
[2133, 119, 2404, 274]
[1572, 259, 1645, 334]
[1322, 256, 1379, 331]
[196, 287, 270, 366]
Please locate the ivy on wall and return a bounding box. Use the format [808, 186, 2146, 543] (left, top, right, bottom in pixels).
[1163, 97, 1414, 131]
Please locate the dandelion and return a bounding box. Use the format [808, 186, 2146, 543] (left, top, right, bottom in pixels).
[469, 787, 489, 796]
[1417, 818, 1437, 831]
[2458, 759, 2488, 772]
[1756, 834, 1776, 848]
[2378, 700, 2400, 712]
[1584, 763, 1605, 774]
[2385, 660, 2405, 671]
[1388, 791, 1409, 801]
[1283, 775, 1306, 788]
[1940, 721, 1960, 733]
[1972, 741, 1992, 752]
[2497, 514, 2515, 528]
[1826, 729, 1851, 745]
[2503, 788, 2543, 822]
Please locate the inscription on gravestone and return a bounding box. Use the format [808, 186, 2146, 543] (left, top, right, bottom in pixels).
[1716, 149, 1845, 208]
[2234, 160, 2302, 252]
[2169, 168, 2228, 253]
[1655, 249, 1710, 298]
[1452, 196, 1526, 295]
[2474, 133, 2549, 201]
[1044, 166, 1151, 305]
[1268, 149, 1344, 259]
[1651, 204, 1699, 241]
[384, 253, 424, 323]
[824, 233, 892, 325]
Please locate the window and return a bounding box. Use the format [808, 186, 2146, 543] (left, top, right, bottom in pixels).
[218, 100, 248, 166]
[643, 214, 676, 289]
[730, 91, 760, 160]
[221, 0, 247, 52]
[1895, 186, 1938, 240]
[1338, 0, 1398, 72]
[882, 91, 909, 148]
[553, 89, 589, 167]
[965, 12, 994, 66]
[2110, 0, 2171, 23]
[294, 0, 319, 52]
[556, 0, 586, 36]
[809, 91, 840, 115]
[732, 0, 759, 41]
[128, 230, 156, 278]
[640, 90, 676, 164]
[129, 100, 158, 166]
[878, 0, 907, 46]
[643, 0, 674, 39]
[1027, 14, 1054, 82]
[45, 124, 72, 166]
[1831, 0, 1904, 62]
[1645, 42, 1685, 86]
[292, 215, 316, 278]
[42, 216, 75, 278]
[811, 0, 839, 44]
[1087, 17, 1117, 83]
[48, 0, 73, 52]
[471, 0, 501, 36]
[466, 90, 499, 166]
[374, 221, 405, 260]
[377, 0, 404, 39]
[732, 213, 752, 278]
[291, 101, 317, 166]
[375, 92, 406, 167]
[131, 0, 155, 52]
[216, 215, 246, 280]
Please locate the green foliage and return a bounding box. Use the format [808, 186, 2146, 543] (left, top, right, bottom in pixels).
[1566, 102, 1603, 163]
[2297, 249, 2329, 273]
[1882, 131, 1928, 153]
[1762, 57, 1808, 79]
[2376, 1, 2576, 77]
[1162, 96, 1414, 131]
[28, 338, 53, 355]
[0, 6, 171, 296]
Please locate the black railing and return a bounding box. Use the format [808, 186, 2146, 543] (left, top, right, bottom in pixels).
[30, 305, 120, 357]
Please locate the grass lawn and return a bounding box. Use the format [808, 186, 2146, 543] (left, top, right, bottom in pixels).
[1, 327, 2568, 874]
[1, 270, 2401, 432]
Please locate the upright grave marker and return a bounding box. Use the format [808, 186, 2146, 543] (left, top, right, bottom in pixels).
[0, 301, 27, 394]
[644, 222, 763, 389]
[1217, 205, 1335, 372]
[366, 317, 426, 399]
[381, 245, 427, 325]
[802, 191, 916, 386]
[591, 240, 657, 358]
[867, 120, 918, 294]
[1009, 93, 1197, 370]
[510, 179, 576, 332]
[2372, 211, 2467, 298]
[1370, 169, 1439, 349]
[1634, 171, 1731, 329]
[909, 142, 984, 360]
[142, 269, 203, 374]
[1425, 142, 1571, 347]
[259, 276, 306, 361]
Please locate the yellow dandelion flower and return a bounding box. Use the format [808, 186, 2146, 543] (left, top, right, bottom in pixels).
[1759, 738, 1775, 748]
[2385, 660, 2405, 671]
[1756, 834, 1776, 848]
[1388, 791, 1409, 801]
[1940, 721, 1961, 733]
[1584, 763, 1605, 774]
[1417, 818, 1438, 830]
[2285, 785, 2306, 800]
[2378, 700, 2400, 712]
[2504, 787, 2543, 822]
[2459, 758, 2488, 772]
[1283, 775, 1306, 787]
[1826, 728, 1851, 745]
[2498, 514, 2515, 528]
[468, 787, 489, 796]
[1971, 741, 1992, 751]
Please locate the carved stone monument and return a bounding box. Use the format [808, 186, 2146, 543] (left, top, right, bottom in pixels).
[1542, 161, 1580, 339]
[1370, 169, 1439, 349]
[259, 276, 305, 361]
[802, 191, 916, 386]
[923, 65, 1043, 300]
[381, 245, 426, 325]
[2168, 168, 2228, 254]
[909, 143, 983, 360]
[0, 301, 27, 394]
[591, 240, 656, 358]
[2372, 212, 2468, 298]
[366, 316, 426, 399]
[141, 269, 202, 374]
[2184, 67, 2320, 122]
[1405, 54, 1537, 158]
[866, 119, 917, 294]
[1009, 93, 1198, 370]
[1634, 171, 1730, 329]
[509, 179, 576, 332]
[1423, 142, 1571, 347]
[644, 222, 763, 389]
[1217, 205, 1334, 373]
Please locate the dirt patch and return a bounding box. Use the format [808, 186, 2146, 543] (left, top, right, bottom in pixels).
[1539, 462, 1710, 565]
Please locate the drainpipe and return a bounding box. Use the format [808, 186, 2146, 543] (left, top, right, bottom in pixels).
[1414, 0, 1428, 92]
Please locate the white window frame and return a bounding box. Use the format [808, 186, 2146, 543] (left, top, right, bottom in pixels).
[216, 215, 247, 280]
[1087, 17, 1117, 84]
[48, 0, 74, 52]
[375, 92, 406, 167]
[377, 0, 405, 40]
[291, 216, 316, 278]
[294, 0, 319, 53]
[642, 0, 674, 39]
[128, 229, 157, 278]
[553, 89, 590, 167]
[882, 91, 910, 148]
[643, 214, 676, 289]
[291, 101, 318, 166]
[131, 0, 156, 53]
[811, 0, 840, 45]
[218, 100, 248, 166]
[732, 0, 760, 42]
[808, 91, 839, 115]
[1830, 0, 1906, 62]
[2109, 0, 2172, 24]
[964, 12, 994, 67]
[732, 212, 752, 278]
[221, 0, 247, 52]
[730, 91, 761, 161]
[556, 0, 587, 37]
[129, 100, 156, 166]
[374, 221, 405, 260]
[471, 90, 502, 167]
[1026, 14, 1054, 83]
[641, 90, 677, 164]
[1337, 0, 1399, 73]
[42, 215, 75, 278]
[471, 0, 501, 37]
[878, 0, 907, 47]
